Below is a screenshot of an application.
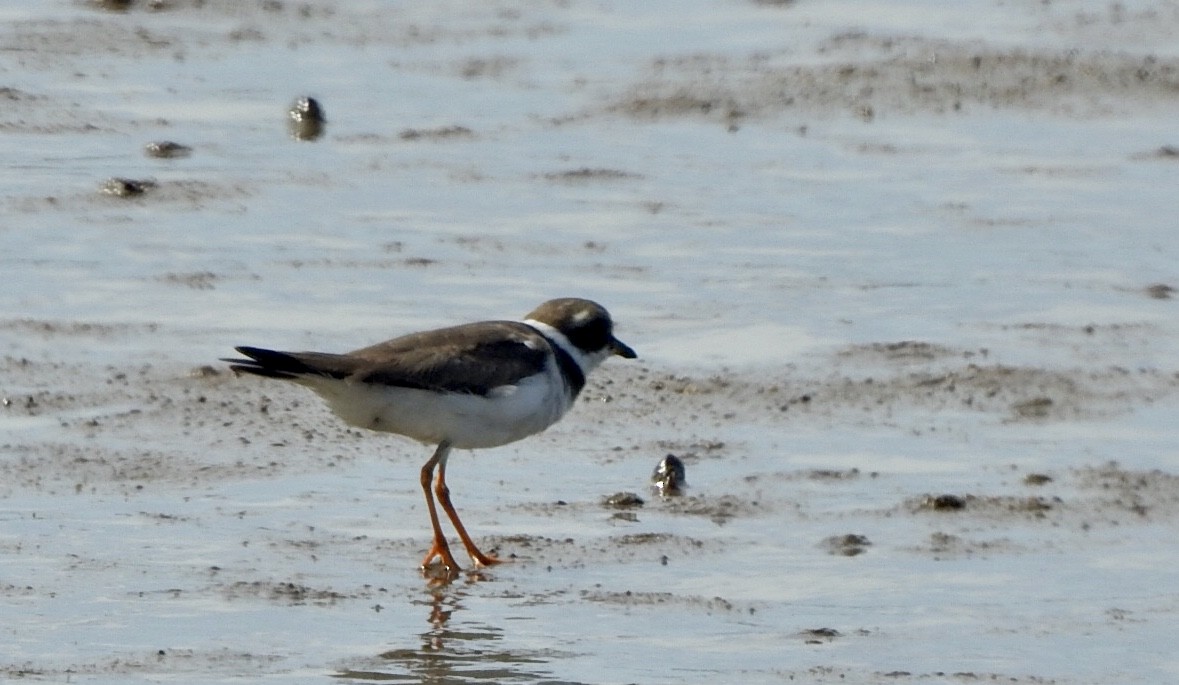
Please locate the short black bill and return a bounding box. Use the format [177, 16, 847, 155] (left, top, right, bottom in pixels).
[610, 337, 637, 359]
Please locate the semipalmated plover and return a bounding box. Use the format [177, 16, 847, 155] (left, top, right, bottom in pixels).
[651, 454, 687, 496]
[224, 298, 636, 579]
[287, 96, 326, 141]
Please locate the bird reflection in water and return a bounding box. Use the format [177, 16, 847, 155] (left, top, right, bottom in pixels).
[422, 585, 464, 653]
[336, 583, 572, 684]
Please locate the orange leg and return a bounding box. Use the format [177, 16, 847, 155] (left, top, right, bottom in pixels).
[419, 441, 461, 578]
[435, 449, 501, 568]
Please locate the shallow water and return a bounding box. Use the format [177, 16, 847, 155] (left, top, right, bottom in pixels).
[3, 1, 1179, 683]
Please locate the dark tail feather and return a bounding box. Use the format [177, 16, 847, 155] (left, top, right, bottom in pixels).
[222, 346, 316, 380]
[222, 346, 360, 381]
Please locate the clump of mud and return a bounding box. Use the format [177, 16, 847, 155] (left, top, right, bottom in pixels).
[820, 533, 872, 556]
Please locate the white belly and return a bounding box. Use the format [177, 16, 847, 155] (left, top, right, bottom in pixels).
[300, 368, 573, 449]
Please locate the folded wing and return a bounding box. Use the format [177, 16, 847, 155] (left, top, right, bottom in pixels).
[226, 321, 551, 396]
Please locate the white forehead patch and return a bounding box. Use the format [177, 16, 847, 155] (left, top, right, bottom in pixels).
[570, 308, 595, 325]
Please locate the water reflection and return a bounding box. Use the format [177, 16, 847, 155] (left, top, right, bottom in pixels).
[334, 584, 585, 684]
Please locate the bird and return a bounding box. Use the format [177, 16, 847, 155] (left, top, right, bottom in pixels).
[651, 454, 687, 496]
[223, 298, 636, 579]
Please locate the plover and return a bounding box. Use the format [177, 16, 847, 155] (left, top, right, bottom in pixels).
[651, 454, 687, 496]
[224, 298, 636, 578]
[287, 96, 326, 141]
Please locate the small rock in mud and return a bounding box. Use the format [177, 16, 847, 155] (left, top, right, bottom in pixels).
[288, 96, 326, 141]
[821, 533, 871, 556]
[1145, 283, 1175, 299]
[603, 491, 644, 508]
[921, 493, 967, 510]
[800, 627, 840, 643]
[1023, 473, 1053, 486]
[89, 0, 133, 10]
[101, 177, 156, 197]
[1011, 396, 1053, 418]
[651, 454, 687, 496]
[144, 141, 193, 159]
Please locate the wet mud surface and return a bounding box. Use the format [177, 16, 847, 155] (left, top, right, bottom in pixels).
[5, 324, 1179, 682]
[4, 1, 1179, 683]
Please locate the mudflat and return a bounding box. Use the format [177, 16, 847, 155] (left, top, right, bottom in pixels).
[3, 2, 1179, 683]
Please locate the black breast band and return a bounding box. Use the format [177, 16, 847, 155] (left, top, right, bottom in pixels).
[537, 333, 585, 397]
